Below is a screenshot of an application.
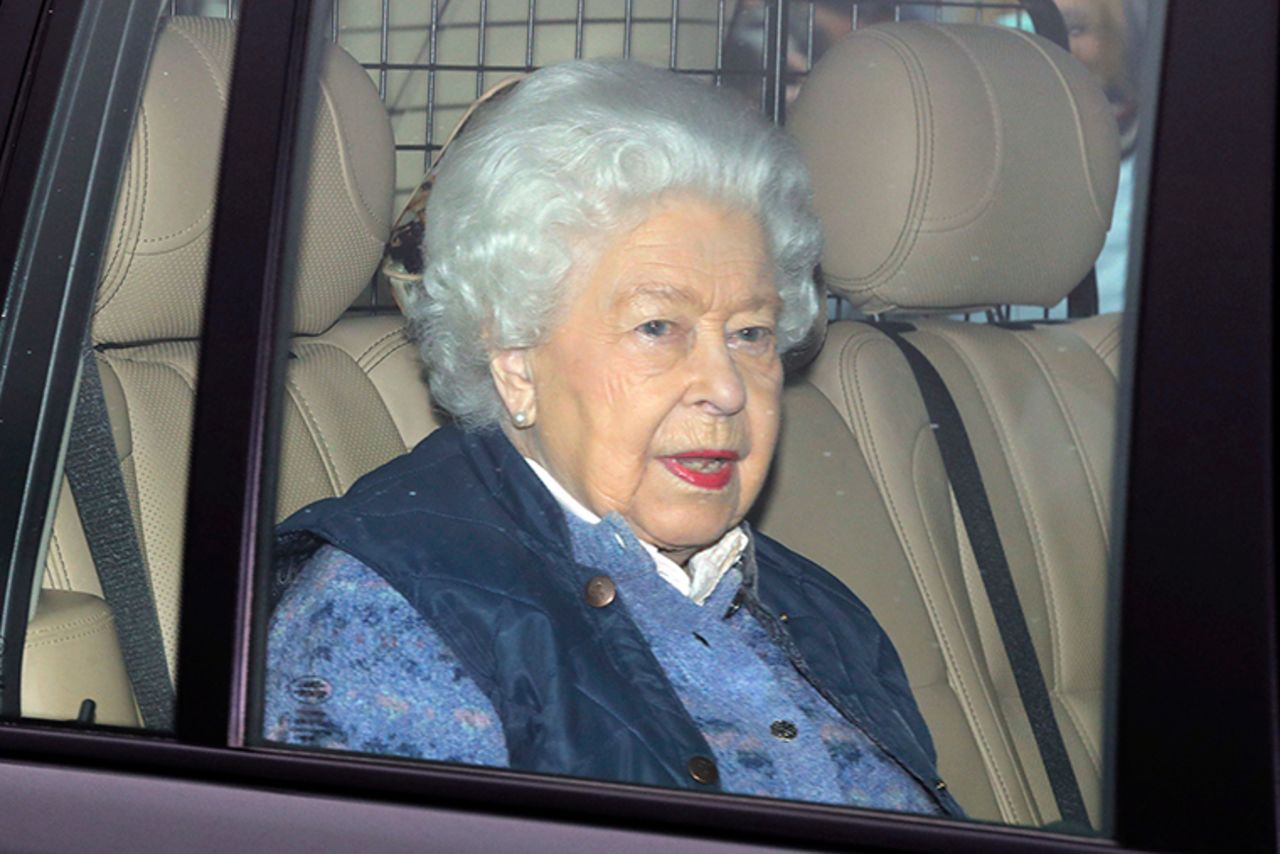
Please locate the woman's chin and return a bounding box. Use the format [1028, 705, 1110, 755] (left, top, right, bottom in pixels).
[629, 508, 740, 557]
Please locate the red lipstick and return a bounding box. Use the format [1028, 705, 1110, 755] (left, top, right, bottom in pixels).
[660, 450, 740, 491]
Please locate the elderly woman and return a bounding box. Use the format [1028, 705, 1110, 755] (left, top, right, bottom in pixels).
[266, 59, 961, 818]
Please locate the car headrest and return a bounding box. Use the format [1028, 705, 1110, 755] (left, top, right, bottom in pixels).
[788, 23, 1120, 314]
[92, 17, 394, 345]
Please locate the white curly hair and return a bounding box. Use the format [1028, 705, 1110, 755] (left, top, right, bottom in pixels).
[403, 59, 824, 429]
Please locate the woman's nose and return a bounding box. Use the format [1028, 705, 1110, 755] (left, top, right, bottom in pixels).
[687, 336, 747, 416]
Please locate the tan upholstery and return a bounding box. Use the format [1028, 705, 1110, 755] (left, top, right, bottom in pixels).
[754, 22, 1124, 826]
[787, 23, 1119, 314]
[29, 18, 430, 722]
[788, 317, 1118, 826]
[93, 17, 394, 344]
[22, 591, 141, 728]
[92, 17, 235, 346]
[276, 316, 440, 521]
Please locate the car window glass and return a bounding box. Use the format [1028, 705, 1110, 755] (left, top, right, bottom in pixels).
[250, 0, 1163, 833]
[0, 8, 239, 732]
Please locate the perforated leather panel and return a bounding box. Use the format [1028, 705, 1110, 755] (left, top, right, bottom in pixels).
[93, 18, 394, 345]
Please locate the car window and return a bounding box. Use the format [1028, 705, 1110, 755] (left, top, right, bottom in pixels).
[236, 0, 1164, 837]
[0, 2, 243, 732]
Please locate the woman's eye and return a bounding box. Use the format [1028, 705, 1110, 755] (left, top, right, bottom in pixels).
[732, 326, 775, 348]
[637, 319, 673, 338]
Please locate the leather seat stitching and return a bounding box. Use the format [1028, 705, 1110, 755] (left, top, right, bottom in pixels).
[293, 340, 413, 452]
[171, 22, 229, 104]
[95, 110, 148, 316]
[25, 610, 114, 637]
[284, 375, 344, 495]
[324, 82, 387, 235]
[1084, 325, 1122, 380]
[908, 426, 1031, 816]
[355, 326, 405, 366]
[925, 329, 1073, 764]
[98, 126, 139, 299]
[921, 332, 1100, 793]
[1057, 696, 1102, 774]
[832, 30, 932, 295]
[365, 337, 416, 374]
[137, 27, 223, 245]
[108, 353, 198, 391]
[46, 530, 71, 590]
[25, 625, 119, 649]
[920, 26, 1001, 231]
[1012, 333, 1109, 549]
[838, 331, 1025, 820]
[1008, 29, 1108, 224]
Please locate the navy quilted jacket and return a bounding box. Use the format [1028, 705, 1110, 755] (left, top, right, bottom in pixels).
[273, 425, 962, 816]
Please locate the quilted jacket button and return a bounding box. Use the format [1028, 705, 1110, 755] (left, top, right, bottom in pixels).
[770, 719, 798, 741]
[687, 755, 719, 785]
[584, 575, 617, 608]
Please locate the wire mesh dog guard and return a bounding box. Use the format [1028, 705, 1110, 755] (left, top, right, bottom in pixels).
[166, 0, 1060, 313]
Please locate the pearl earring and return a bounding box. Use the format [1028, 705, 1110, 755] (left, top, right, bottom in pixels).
[513, 411, 528, 426]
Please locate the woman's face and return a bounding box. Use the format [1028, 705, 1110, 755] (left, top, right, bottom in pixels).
[493, 195, 784, 564]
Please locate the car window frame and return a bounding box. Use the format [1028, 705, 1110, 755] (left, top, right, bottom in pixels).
[1110, 0, 1277, 846]
[0, 0, 1274, 850]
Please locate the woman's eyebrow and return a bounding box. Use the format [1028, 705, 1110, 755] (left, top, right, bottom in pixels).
[621, 282, 700, 307]
[619, 282, 782, 314]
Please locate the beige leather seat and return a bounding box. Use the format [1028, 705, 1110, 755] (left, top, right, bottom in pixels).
[26, 17, 437, 725]
[756, 23, 1121, 827]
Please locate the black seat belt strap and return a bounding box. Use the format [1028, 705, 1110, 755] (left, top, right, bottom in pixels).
[65, 347, 174, 730]
[869, 321, 1091, 828]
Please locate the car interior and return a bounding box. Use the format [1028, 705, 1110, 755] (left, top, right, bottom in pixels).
[20, 4, 1125, 832]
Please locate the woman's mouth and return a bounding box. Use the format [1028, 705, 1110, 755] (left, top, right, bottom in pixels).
[659, 450, 740, 490]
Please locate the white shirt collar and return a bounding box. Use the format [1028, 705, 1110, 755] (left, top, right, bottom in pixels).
[522, 456, 746, 605]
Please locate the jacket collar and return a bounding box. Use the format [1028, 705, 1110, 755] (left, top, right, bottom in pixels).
[458, 425, 574, 555]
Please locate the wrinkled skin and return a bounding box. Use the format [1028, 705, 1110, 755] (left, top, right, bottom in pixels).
[490, 195, 783, 566]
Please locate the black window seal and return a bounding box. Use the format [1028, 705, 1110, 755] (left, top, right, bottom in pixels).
[0, 0, 164, 718]
[0, 0, 56, 217]
[172, 0, 329, 747]
[1109, 0, 1277, 849]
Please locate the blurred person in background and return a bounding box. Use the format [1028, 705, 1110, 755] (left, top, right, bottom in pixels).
[723, 0, 1149, 317]
[722, 1, 935, 109]
[1057, 0, 1148, 312]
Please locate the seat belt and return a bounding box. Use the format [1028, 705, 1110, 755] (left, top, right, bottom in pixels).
[64, 347, 174, 730]
[868, 320, 1091, 828]
[1067, 267, 1100, 318]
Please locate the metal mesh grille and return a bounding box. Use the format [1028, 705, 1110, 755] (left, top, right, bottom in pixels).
[175, 0, 1053, 314]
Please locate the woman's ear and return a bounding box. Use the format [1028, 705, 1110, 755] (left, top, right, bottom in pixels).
[489, 348, 538, 427]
